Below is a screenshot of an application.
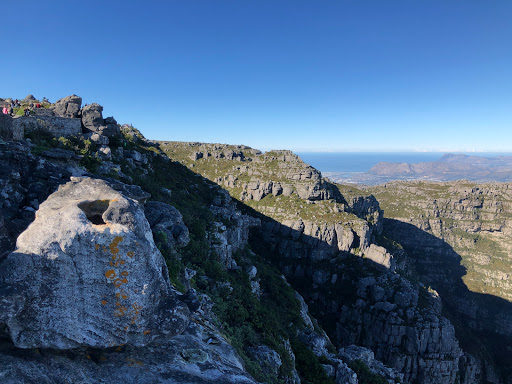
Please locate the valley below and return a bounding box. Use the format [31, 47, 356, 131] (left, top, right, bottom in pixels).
[0, 94, 511, 383]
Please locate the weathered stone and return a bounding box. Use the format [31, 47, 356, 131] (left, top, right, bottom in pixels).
[41, 148, 78, 161]
[0, 177, 190, 349]
[0, 319, 257, 383]
[84, 132, 109, 145]
[32, 107, 54, 116]
[90, 177, 150, 203]
[335, 361, 358, 384]
[339, 345, 404, 383]
[54, 94, 82, 118]
[11, 116, 82, 138]
[81, 103, 104, 133]
[363, 244, 394, 270]
[0, 113, 17, 140]
[103, 116, 120, 137]
[247, 345, 282, 377]
[82, 104, 119, 137]
[144, 201, 190, 249]
[97, 145, 112, 161]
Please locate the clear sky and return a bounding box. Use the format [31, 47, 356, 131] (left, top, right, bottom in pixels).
[1, 1, 511, 152]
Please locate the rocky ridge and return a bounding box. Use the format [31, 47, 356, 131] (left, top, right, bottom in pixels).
[0, 94, 509, 383]
[159, 141, 495, 383]
[366, 180, 512, 380]
[0, 106, 377, 383]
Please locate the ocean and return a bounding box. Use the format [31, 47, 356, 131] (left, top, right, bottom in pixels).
[296, 152, 512, 174]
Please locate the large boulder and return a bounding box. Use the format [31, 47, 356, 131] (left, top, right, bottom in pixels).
[54, 94, 82, 118]
[0, 177, 190, 349]
[81, 103, 104, 132]
[144, 201, 190, 249]
[103, 116, 121, 137]
[81, 104, 120, 137]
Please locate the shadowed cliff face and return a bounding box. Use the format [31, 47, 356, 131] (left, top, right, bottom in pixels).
[244, 211, 485, 384]
[366, 180, 512, 381]
[368, 181, 512, 301]
[383, 218, 512, 381]
[1, 130, 509, 383]
[157, 140, 512, 383]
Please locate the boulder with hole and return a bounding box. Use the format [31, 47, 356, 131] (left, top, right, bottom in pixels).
[0, 177, 190, 349]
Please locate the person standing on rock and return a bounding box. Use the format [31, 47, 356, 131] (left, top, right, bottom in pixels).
[24, 107, 30, 116]
[2, 105, 8, 115]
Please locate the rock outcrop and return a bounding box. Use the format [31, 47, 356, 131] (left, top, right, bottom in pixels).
[82, 104, 120, 137]
[159, 139, 488, 383]
[54, 94, 82, 118]
[2, 94, 507, 383]
[0, 177, 190, 349]
[367, 180, 512, 381]
[13, 115, 82, 138]
[145, 201, 190, 249]
[0, 140, 78, 260]
[209, 189, 261, 269]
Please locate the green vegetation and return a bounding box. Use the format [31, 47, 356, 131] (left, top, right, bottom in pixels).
[347, 360, 393, 384]
[368, 181, 512, 301]
[103, 138, 332, 383]
[290, 339, 335, 384]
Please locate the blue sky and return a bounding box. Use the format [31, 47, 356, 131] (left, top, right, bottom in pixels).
[1, 1, 511, 152]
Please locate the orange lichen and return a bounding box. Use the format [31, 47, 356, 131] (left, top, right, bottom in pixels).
[116, 290, 129, 300]
[143, 330, 150, 335]
[110, 259, 126, 267]
[113, 278, 128, 287]
[95, 244, 100, 251]
[103, 236, 145, 332]
[114, 306, 127, 317]
[101, 300, 108, 305]
[105, 270, 116, 279]
[109, 236, 123, 255]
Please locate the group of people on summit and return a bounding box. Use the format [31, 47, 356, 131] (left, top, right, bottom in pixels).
[2, 98, 45, 117]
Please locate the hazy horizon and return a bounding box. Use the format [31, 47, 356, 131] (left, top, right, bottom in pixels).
[2, 1, 511, 152]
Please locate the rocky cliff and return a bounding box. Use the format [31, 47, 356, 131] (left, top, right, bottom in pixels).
[0, 107, 372, 383]
[0, 94, 509, 383]
[364, 181, 512, 381]
[0, 175, 256, 382]
[159, 141, 497, 383]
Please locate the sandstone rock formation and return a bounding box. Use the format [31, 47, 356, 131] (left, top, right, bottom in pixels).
[158, 140, 495, 382]
[13, 115, 82, 138]
[2, 94, 507, 383]
[81, 103, 104, 132]
[145, 201, 190, 249]
[0, 177, 190, 349]
[82, 104, 120, 137]
[54, 94, 82, 118]
[368, 180, 512, 381]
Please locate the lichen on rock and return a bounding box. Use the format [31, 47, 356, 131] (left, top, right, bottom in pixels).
[0, 177, 190, 349]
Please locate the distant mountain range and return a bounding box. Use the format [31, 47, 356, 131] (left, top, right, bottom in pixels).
[325, 153, 512, 185]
